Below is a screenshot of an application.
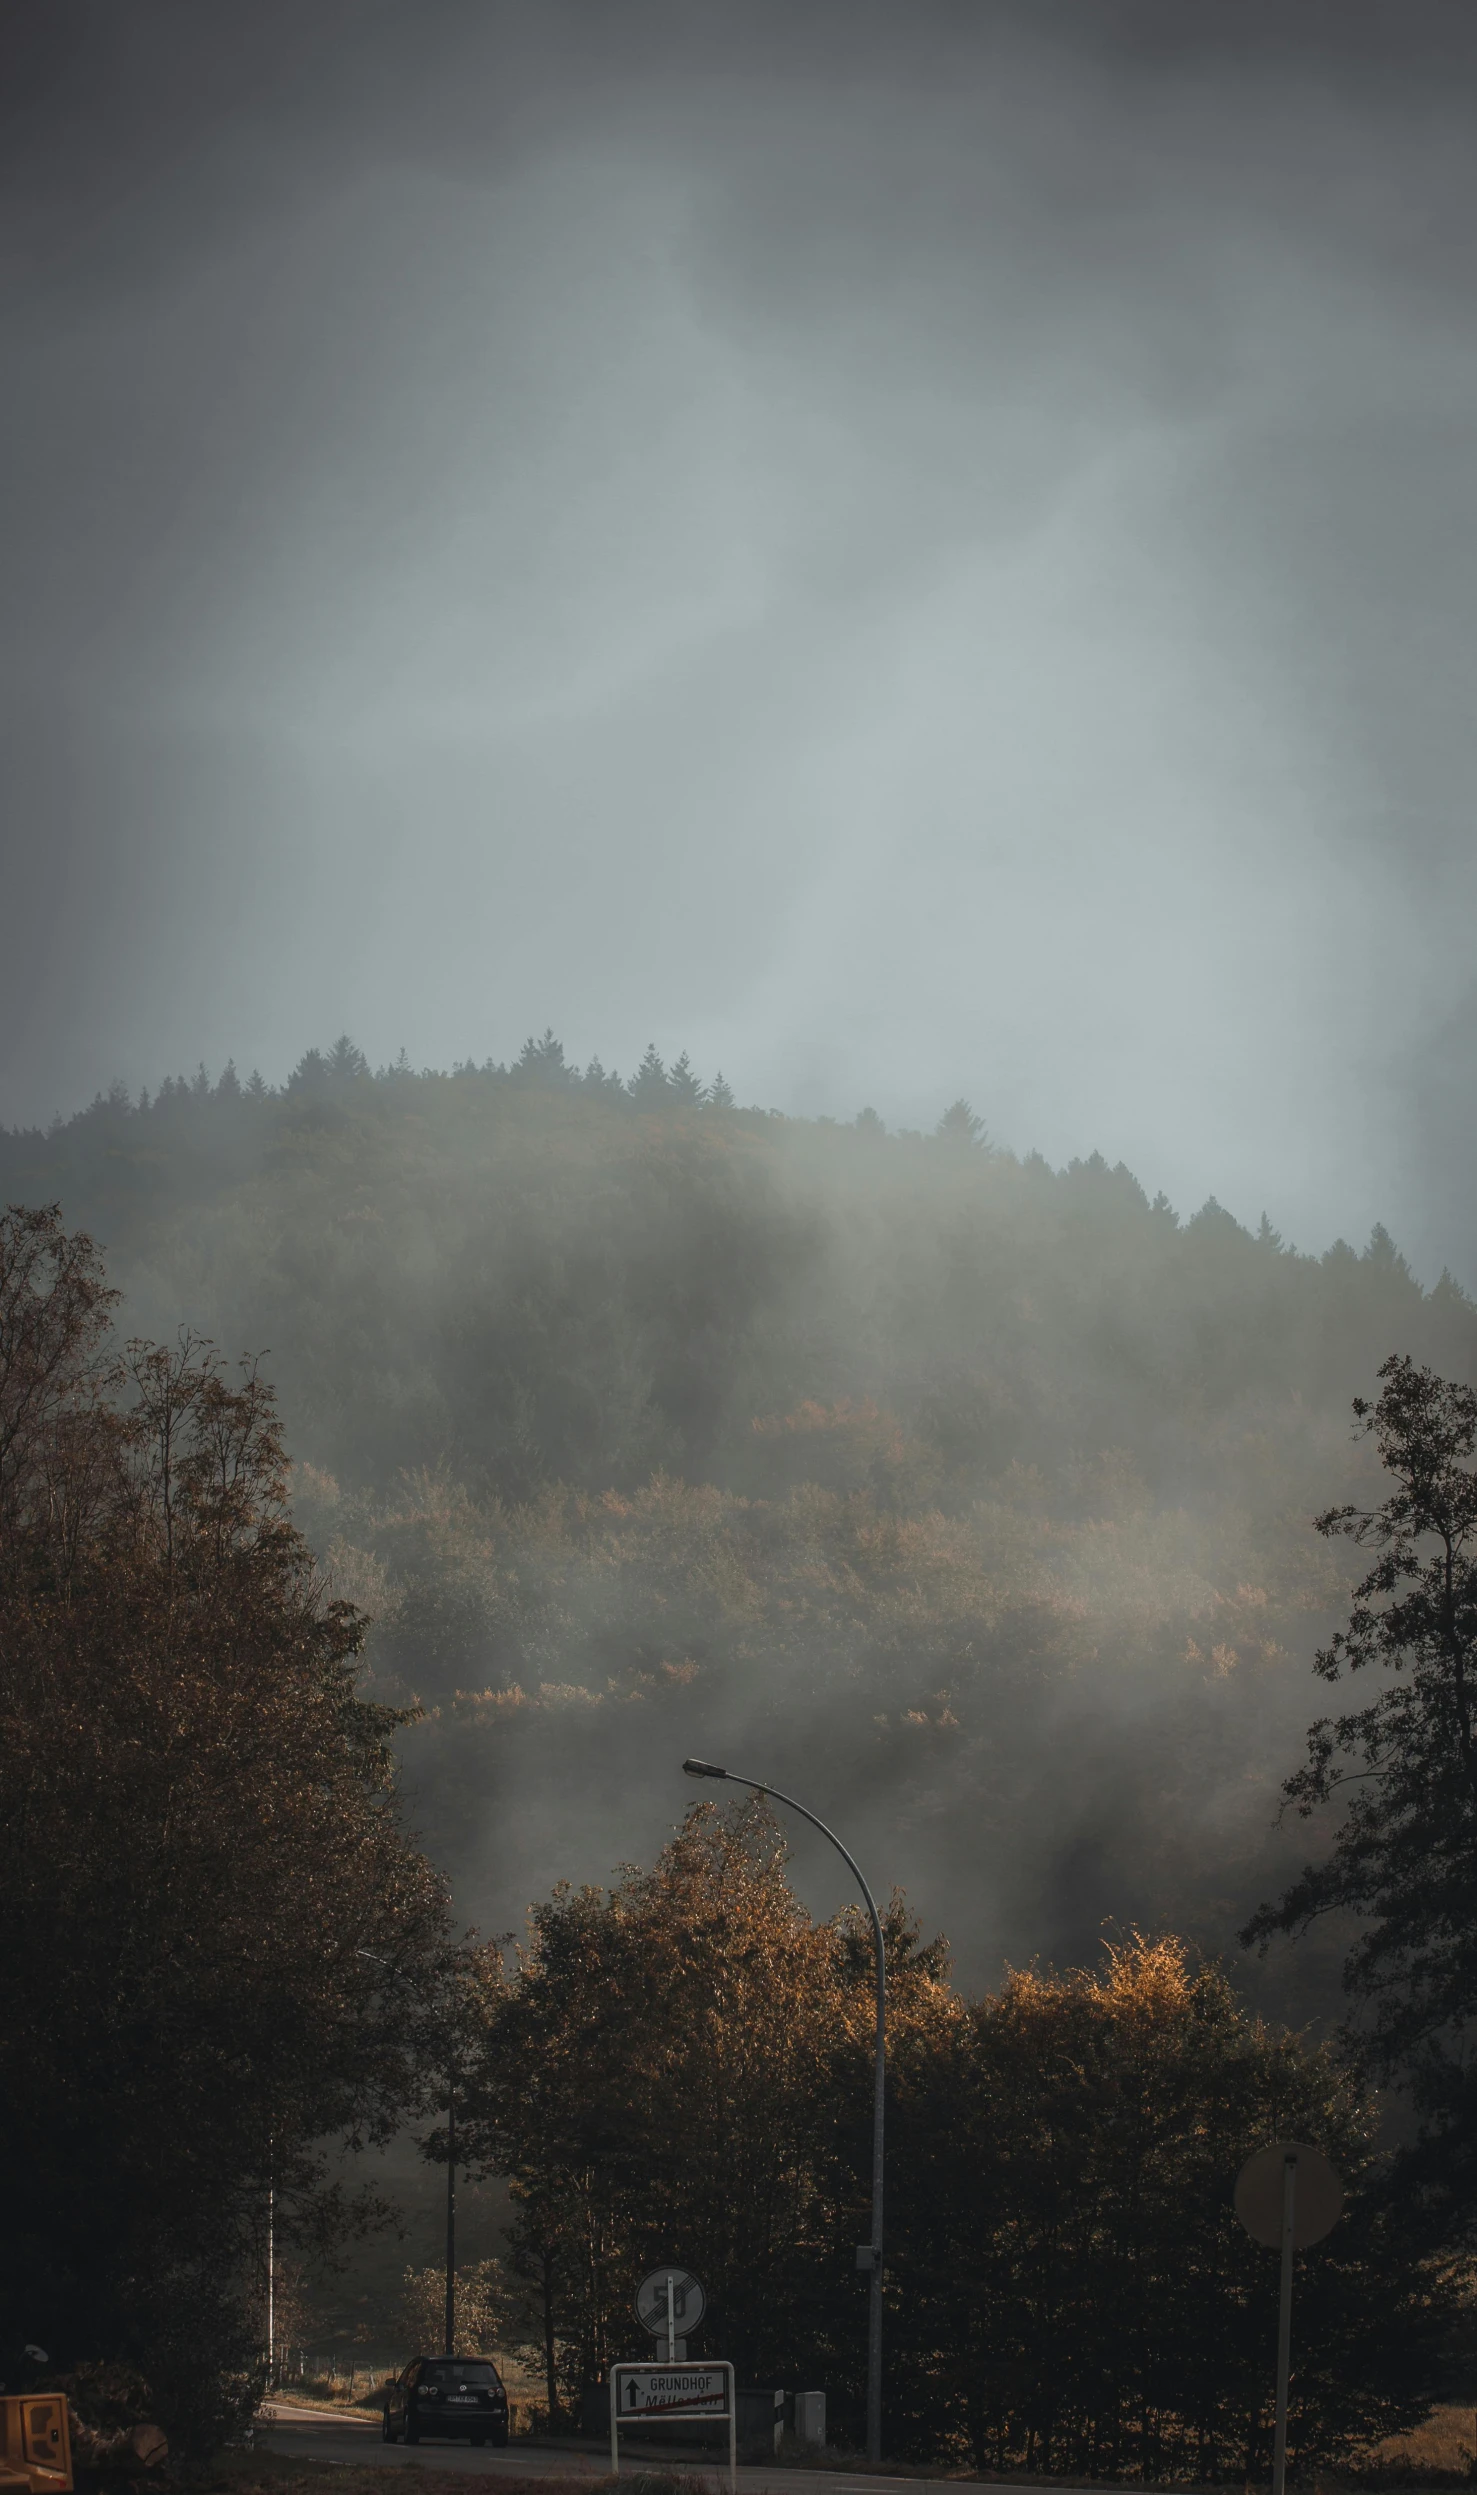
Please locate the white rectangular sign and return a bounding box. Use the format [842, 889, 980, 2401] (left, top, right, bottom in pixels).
[615, 2366, 728, 2417]
[610, 2357, 735, 2489]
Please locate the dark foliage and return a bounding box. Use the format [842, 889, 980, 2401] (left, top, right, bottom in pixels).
[1246, 1357, 1477, 2229]
[891, 1939, 1456, 2472]
[0, 1207, 453, 2456]
[466, 1806, 1459, 2469]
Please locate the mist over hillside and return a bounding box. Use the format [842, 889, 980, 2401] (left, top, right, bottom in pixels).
[12, 0, 1477, 2428]
[6, 1034, 1473, 2016]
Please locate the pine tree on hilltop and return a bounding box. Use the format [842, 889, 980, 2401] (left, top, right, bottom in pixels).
[288, 1038, 369, 1092]
[936, 1098, 987, 1147]
[627, 1044, 671, 1109]
[582, 1057, 627, 1103]
[326, 1035, 370, 1083]
[668, 1052, 705, 1106]
[707, 1072, 736, 1112]
[514, 1030, 573, 1086]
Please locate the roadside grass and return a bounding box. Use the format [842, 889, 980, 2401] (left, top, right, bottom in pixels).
[1364, 2407, 1477, 2477]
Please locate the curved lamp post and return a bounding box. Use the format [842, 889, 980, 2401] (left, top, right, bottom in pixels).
[682, 1758, 886, 2464]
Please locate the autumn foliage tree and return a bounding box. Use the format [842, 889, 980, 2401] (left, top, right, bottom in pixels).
[0, 1207, 452, 2453]
[890, 1937, 1455, 2472]
[396, 2260, 511, 2365]
[467, 1806, 1457, 2466]
[460, 1799, 951, 2423]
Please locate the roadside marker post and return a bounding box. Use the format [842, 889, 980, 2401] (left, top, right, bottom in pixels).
[1234, 2140, 1343, 2495]
[609, 2363, 736, 2492]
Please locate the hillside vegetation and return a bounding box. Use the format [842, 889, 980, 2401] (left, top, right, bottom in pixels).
[6, 1037, 1473, 1998]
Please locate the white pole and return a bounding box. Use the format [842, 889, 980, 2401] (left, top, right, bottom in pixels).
[728, 2364, 736, 2495]
[1272, 2153, 1297, 2495]
[666, 2277, 676, 2367]
[610, 2369, 620, 2481]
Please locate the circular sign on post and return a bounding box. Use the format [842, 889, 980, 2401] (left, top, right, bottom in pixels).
[635, 2267, 707, 2337]
[1234, 2142, 1343, 2248]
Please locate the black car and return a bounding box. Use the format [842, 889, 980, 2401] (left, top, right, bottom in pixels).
[383, 2355, 510, 2446]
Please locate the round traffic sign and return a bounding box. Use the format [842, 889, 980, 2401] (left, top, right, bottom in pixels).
[1234, 2142, 1343, 2249]
[635, 2267, 706, 2337]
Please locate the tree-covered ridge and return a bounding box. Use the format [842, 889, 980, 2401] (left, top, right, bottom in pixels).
[4, 1030, 1474, 2002]
[4, 1025, 763, 1149]
[2, 1029, 1470, 1507]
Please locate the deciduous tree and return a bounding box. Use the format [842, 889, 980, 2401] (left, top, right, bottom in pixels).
[462, 1800, 950, 2420]
[0, 1207, 452, 2454]
[1245, 1355, 1477, 2222]
[891, 1937, 1452, 2472]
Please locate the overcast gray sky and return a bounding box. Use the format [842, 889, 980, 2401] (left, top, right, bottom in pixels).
[4, 1, 1477, 1274]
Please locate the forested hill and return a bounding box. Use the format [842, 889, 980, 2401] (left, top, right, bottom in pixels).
[5, 1033, 1469, 1497]
[6, 1035, 1475, 2002]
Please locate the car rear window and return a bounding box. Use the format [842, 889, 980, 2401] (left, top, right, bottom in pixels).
[420, 2361, 502, 2385]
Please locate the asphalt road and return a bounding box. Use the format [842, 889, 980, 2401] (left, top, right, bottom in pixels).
[258, 2412, 604, 2480]
[253, 2406, 1043, 2495]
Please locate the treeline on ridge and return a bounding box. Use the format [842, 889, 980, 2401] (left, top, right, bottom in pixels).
[2, 1025, 1470, 1505]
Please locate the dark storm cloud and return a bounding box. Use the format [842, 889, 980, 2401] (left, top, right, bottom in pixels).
[3, 0, 1477, 1274]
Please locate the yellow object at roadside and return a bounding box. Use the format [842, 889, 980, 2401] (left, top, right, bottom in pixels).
[0, 2396, 72, 2495]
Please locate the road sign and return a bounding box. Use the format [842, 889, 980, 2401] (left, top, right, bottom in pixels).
[615, 2367, 728, 2417]
[635, 2267, 706, 2337]
[1235, 2141, 1342, 2250]
[610, 2362, 735, 2492]
[1233, 2142, 1344, 2495]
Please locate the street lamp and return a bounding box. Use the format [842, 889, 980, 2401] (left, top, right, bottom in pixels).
[682, 1758, 886, 2465]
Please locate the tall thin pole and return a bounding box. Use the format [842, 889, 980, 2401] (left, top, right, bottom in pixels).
[444, 2084, 456, 2357]
[1272, 2152, 1297, 2495]
[867, 1922, 884, 2471]
[682, 1763, 885, 2463]
[266, 2162, 275, 2386]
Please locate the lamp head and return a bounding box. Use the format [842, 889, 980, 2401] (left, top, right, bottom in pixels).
[682, 1757, 728, 1780]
